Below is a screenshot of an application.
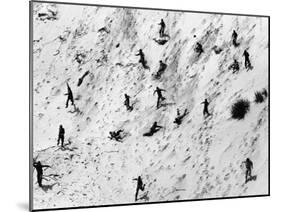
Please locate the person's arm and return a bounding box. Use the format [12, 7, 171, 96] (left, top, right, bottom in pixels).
[161, 89, 166, 92]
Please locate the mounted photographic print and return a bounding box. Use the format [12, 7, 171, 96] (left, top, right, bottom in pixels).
[29, 0, 270, 211]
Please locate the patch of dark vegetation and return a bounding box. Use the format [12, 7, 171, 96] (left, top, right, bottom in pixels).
[254, 88, 268, 103]
[231, 99, 250, 120]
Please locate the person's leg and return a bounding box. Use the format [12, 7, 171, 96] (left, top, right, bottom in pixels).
[61, 135, 64, 147]
[157, 97, 160, 108]
[57, 136, 61, 146]
[245, 170, 249, 182]
[66, 97, 69, 108]
[38, 174, 42, 187]
[135, 187, 139, 201]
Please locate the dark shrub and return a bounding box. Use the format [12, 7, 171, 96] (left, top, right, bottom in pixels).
[231, 99, 250, 120]
[254, 91, 264, 103]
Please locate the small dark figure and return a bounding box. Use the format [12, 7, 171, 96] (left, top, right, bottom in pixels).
[57, 125, 65, 147]
[232, 30, 239, 47]
[153, 38, 169, 45]
[212, 45, 223, 54]
[74, 53, 85, 64]
[243, 50, 252, 70]
[143, 121, 163, 136]
[155, 60, 167, 79]
[158, 19, 166, 37]
[153, 87, 166, 109]
[173, 108, 188, 125]
[124, 94, 133, 111]
[245, 158, 253, 183]
[33, 161, 50, 187]
[195, 42, 204, 56]
[133, 176, 146, 201]
[136, 49, 147, 68]
[77, 70, 90, 87]
[109, 130, 124, 142]
[201, 99, 210, 117]
[65, 83, 76, 109]
[228, 59, 240, 73]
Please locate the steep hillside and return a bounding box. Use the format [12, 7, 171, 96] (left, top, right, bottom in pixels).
[32, 2, 269, 210]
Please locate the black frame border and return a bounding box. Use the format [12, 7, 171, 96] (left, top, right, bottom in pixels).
[29, 0, 270, 211]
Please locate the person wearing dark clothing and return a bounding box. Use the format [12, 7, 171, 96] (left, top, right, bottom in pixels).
[143, 121, 163, 136]
[153, 87, 166, 109]
[174, 108, 188, 125]
[228, 59, 240, 73]
[65, 83, 75, 109]
[33, 161, 50, 187]
[57, 125, 65, 147]
[245, 158, 253, 183]
[136, 49, 147, 68]
[232, 30, 239, 47]
[243, 50, 252, 69]
[195, 42, 204, 56]
[155, 60, 167, 79]
[133, 176, 145, 201]
[109, 130, 124, 142]
[201, 99, 210, 117]
[158, 19, 166, 37]
[124, 94, 133, 111]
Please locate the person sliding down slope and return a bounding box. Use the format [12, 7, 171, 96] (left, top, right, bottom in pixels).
[133, 176, 146, 201]
[143, 121, 163, 136]
[195, 42, 204, 57]
[108, 130, 124, 142]
[65, 83, 76, 110]
[33, 161, 50, 187]
[124, 94, 133, 111]
[153, 86, 166, 109]
[136, 49, 148, 69]
[244, 158, 254, 183]
[201, 98, 211, 117]
[174, 108, 188, 126]
[158, 19, 166, 37]
[243, 49, 252, 70]
[155, 60, 167, 79]
[232, 30, 239, 47]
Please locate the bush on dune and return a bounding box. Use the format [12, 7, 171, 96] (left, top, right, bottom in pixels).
[231, 99, 250, 120]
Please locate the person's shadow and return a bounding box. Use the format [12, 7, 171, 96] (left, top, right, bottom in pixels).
[16, 202, 29, 211]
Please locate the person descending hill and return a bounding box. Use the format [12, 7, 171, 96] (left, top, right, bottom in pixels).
[174, 108, 188, 125]
[232, 30, 239, 47]
[57, 125, 65, 147]
[201, 98, 210, 117]
[109, 130, 124, 142]
[158, 19, 166, 37]
[228, 59, 240, 73]
[244, 158, 254, 183]
[143, 121, 163, 136]
[124, 94, 133, 111]
[33, 161, 50, 187]
[195, 42, 204, 56]
[133, 176, 146, 201]
[243, 50, 252, 70]
[155, 60, 167, 79]
[65, 83, 76, 109]
[136, 49, 147, 69]
[153, 86, 166, 109]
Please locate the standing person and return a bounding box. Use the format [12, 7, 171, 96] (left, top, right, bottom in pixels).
[153, 87, 166, 109]
[33, 161, 50, 187]
[244, 158, 254, 183]
[201, 98, 210, 117]
[158, 19, 166, 37]
[65, 83, 75, 109]
[124, 94, 133, 111]
[243, 50, 252, 69]
[232, 30, 239, 47]
[133, 176, 145, 201]
[57, 125, 65, 147]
